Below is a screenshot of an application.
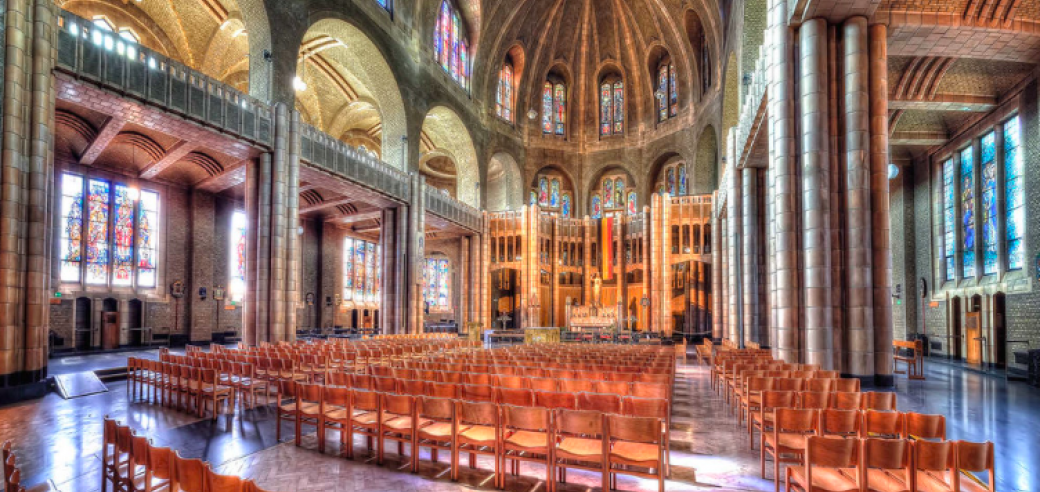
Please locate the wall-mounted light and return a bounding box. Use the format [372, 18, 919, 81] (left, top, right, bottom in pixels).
[527, 109, 538, 120]
[292, 76, 307, 92]
[888, 163, 899, 180]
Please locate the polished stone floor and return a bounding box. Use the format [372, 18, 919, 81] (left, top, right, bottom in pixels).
[0, 359, 1036, 491]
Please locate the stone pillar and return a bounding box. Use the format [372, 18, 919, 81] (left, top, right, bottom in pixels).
[767, 0, 798, 362]
[726, 160, 742, 343]
[742, 167, 762, 345]
[407, 174, 425, 334]
[843, 16, 875, 378]
[651, 194, 669, 335]
[379, 208, 401, 334]
[711, 196, 722, 340]
[869, 23, 894, 386]
[799, 18, 835, 368]
[470, 228, 486, 331]
[190, 192, 216, 343]
[459, 235, 470, 332]
[285, 111, 302, 339]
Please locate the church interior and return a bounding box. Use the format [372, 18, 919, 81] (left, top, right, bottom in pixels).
[1, 0, 1039, 490]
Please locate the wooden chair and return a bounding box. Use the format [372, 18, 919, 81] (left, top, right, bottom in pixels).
[144, 444, 175, 492]
[101, 418, 127, 492]
[320, 385, 351, 456]
[495, 375, 526, 389]
[527, 378, 557, 392]
[171, 452, 207, 492]
[799, 391, 830, 410]
[380, 393, 418, 466]
[955, 441, 995, 492]
[198, 369, 233, 422]
[807, 379, 835, 392]
[453, 400, 501, 486]
[630, 383, 669, 400]
[861, 392, 897, 411]
[818, 409, 861, 438]
[461, 384, 494, 402]
[534, 391, 577, 410]
[860, 438, 912, 492]
[578, 392, 622, 413]
[834, 379, 861, 392]
[762, 408, 818, 491]
[428, 381, 460, 399]
[829, 392, 863, 410]
[552, 409, 606, 491]
[783, 436, 860, 492]
[206, 468, 247, 492]
[231, 363, 268, 410]
[741, 377, 775, 425]
[373, 376, 397, 393]
[346, 389, 384, 460]
[495, 387, 534, 406]
[415, 396, 456, 474]
[604, 414, 666, 492]
[751, 391, 796, 450]
[594, 380, 630, 396]
[501, 405, 553, 489]
[559, 379, 595, 393]
[904, 413, 946, 441]
[622, 397, 671, 476]
[914, 440, 957, 492]
[861, 410, 905, 439]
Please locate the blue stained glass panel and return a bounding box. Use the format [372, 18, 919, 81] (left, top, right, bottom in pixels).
[615, 179, 625, 207]
[981, 132, 997, 275]
[1005, 116, 1024, 271]
[86, 179, 110, 285]
[600, 83, 612, 135]
[61, 174, 84, 282]
[679, 165, 688, 195]
[542, 83, 553, 134]
[613, 82, 624, 134]
[554, 84, 566, 135]
[538, 177, 548, 206]
[550, 179, 560, 208]
[529, 190, 537, 206]
[669, 64, 678, 116]
[562, 193, 571, 217]
[961, 147, 975, 278]
[603, 179, 614, 208]
[591, 194, 602, 219]
[667, 168, 676, 194]
[229, 211, 247, 302]
[344, 237, 354, 301]
[657, 65, 668, 121]
[942, 159, 955, 281]
[627, 192, 637, 215]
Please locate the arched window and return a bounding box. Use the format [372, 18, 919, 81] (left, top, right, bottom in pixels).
[655, 161, 688, 195]
[599, 76, 624, 136]
[656, 60, 678, 122]
[424, 258, 451, 312]
[591, 174, 635, 218]
[60, 173, 161, 288]
[699, 29, 711, 95]
[433, 0, 469, 89]
[229, 211, 247, 302]
[496, 61, 514, 122]
[542, 80, 566, 136]
[344, 237, 381, 305]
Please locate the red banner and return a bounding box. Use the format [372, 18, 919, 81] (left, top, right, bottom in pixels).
[601, 216, 614, 280]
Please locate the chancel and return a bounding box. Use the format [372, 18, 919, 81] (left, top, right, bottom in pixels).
[0, 0, 1037, 491]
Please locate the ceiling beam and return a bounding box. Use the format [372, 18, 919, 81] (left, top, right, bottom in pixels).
[196, 159, 248, 193]
[79, 117, 126, 165]
[890, 130, 949, 147]
[888, 94, 997, 113]
[300, 197, 356, 214]
[328, 209, 382, 225]
[139, 141, 197, 179]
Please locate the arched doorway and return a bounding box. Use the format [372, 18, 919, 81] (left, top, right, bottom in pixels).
[950, 296, 962, 360]
[994, 293, 1007, 368]
[128, 299, 144, 347]
[74, 297, 92, 351]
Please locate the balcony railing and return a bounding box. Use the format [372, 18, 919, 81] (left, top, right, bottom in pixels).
[56, 10, 272, 146]
[424, 188, 482, 232]
[299, 124, 411, 202]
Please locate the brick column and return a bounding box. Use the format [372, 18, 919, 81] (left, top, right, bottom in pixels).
[869, 23, 894, 386]
[379, 207, 402, 334]
[742, 167, 762, 345]
[711, 195, 722, 341]
[407, 174, 425, 334]
[799, 18, 835, 369]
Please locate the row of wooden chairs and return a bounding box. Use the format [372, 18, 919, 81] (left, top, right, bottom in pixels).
[369, 366, 673, 385]
[329, 373, 671, 401]
[3, 441, 56, 492]
[274, 383, 668, 492]
[128, 359, 235, 421]
[101, 417, 273, 492]
[748, 392, 902, 445]
[782, 434, 994, 492]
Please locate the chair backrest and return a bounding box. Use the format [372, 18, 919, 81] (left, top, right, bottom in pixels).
[461, 384, 494, 402]
[173, 452, 208, 492]
[914, 439, 955, 473]
[352, 389, 379, 412]
[496, 375, 525, 389]
[465, 373, 492, 386]
[830, 391, 863, 410]
[373, 376, 397, 393]
[956, 441, 995, 492]
[622, 397, 668, 419]
[398, 379, 426, 396]
[834, 378, 861, 392]
[418, 396, 454, 421]
[630, 382, 669, 399]
[775, 378, 806, 391]
[324, 385, 351, 409]
[526, 377, 557, 391]
[578, 392, 622, 413]
[819, 408, 861, 437]
[862, 438, 912, 488]
[457, 400, 498, 427]
[382, 393, 415, 416]
[861, 391, 897, 411]
[147, 445, 175, 481]
[761, 390, 797, 411]
[905, 412, 946, 440]
[554, 409, 603, 438]
[806, 378, 834, 392]
[798, 391, 829, 410]
[593, 380, 630, 395]
[495, 387, 534, 406]
[606, 414, 664, 449]
[559, 379, 595, 393]
[297, 382, 323, 405]
[207, 468, 246, 492]
[803, 436, 860, 487]
[502, 405, 550, 433]
[775, 408, 819, 434]
[862, 409, 904, 439]
[534, 390, 577, 409]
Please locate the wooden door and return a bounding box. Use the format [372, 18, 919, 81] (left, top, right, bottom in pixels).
[102, 312, 119, 350]
[965, 312, 981, 364]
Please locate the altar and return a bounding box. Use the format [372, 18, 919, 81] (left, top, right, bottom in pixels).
[524, 327, 561, 344]
[567, 305, 618, 331]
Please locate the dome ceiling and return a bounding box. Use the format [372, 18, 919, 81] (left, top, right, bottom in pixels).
[480, 0, 720, 136]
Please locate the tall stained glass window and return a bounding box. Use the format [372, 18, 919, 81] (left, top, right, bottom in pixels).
[980, 132, 998, 275]
[538, 176, 548, 206]
[554, 83, 566, 135]
[434, 0, 469, 89]
[599, 78, 624, 135]
[423, 258, 451, 310]
[942, 159, 955, 281]
[341, 237, 381, 305]
[591, 194, 602, 219]
[137, 191, 158, 287]
[355, 240, 366, 301]
[496, 62, 514, 121]
[112, 185, 135, 286]
[542, 82, 553, 134]
[550, 179, 560, 208]
[229, 211, 247, 302]
[627, 192, 637, 215]
[562, 193, 572, 217]
[678, 165, 688, 195]
[961, 146, 976, 278]
[61, 173, 161, 287]
[60, 174, 84, 282]
[343, 237, 355, 301]
[1005, 116, 1024, 271]
[543, 81, 567, 136]
[86, 179, 111, 285]
[603, 179, 614, 208]
[656, 61, 678, 122]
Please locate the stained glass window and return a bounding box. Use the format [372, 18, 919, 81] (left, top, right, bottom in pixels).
[1005, 116, 1024, 271]
[678, 165, 688, 195]
[60, 174, 84, 282]
[600, 83, 612, 135]
[229, 211, 247, 302]
[613, 81, 624, 134]
[627, 192, 637, 215]
[497, 62, 514, 121]
[980, 132, 998, 275]
[657, 64, 669, 122]
[667, 168, 676, 194]
[355, 239, 366, 301]
[343, 237, 355, 301]
[423, 258, 451, 310]
[538, 176, 548, 206]
[599, 79, 624, 135]
[942, 159, 955, 281]
[137, 191, 158, 287]
[562, 193, 572, 217]
[542, 82, 553, 134]
[591, 194, 602, 219]
[603, 179, 614, 209]
[374, 244, 382, 301]
[529, 190, 537, 206]
[112, 185, 135, 286]
[434, 0, 468, 89]
[554, 83, 566, 135]
[614, 178, 625, 207]
[86, 179, 110, 285]
[669, 63, 678, 116]
[366, 242, 376, 302]
[961, 146, 975, 278]
[550, 179, 560, 208]
[699, 30, 711, 95]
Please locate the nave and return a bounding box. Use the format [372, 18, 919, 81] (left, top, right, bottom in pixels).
[1, 349, 1033, 492]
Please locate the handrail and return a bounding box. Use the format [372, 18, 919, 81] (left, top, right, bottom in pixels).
[424, 187, 482, 232]
[55, 10, 272, 146]
[298, 123, 410, 202]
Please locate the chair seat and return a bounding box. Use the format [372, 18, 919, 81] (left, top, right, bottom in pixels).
[862, 469, 910, 492]
[299, 402, 322, 415]
[384, 416, 415, 431]
[324, 406, 349, 420]
[281, 402, 318, 414]
[418, 422, 453, 439]
[957, 473, 993, 492]
[352, 411, 393, 425]
[788, 466, 859, 492]
[557, 437, 602, 458]
[764, 432, 807, 452]
[459, 424, 496, 443]
[610, 442, 660, 464]
[202, 384, 231, 395]
[504, 430, 548, 450]
[915, 471, 955, 492]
